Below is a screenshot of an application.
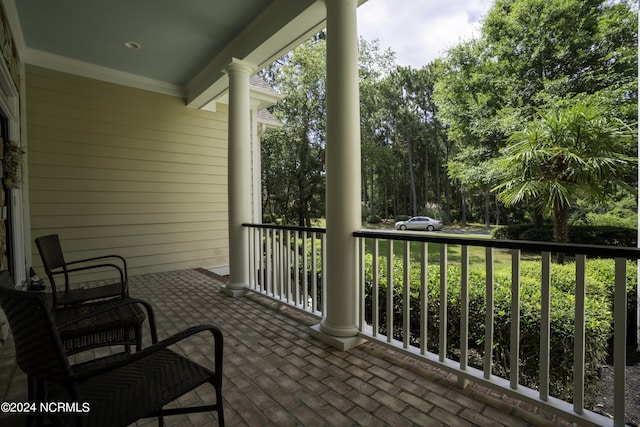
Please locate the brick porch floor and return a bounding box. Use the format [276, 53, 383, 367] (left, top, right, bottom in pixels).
[0, 268, 578, 426]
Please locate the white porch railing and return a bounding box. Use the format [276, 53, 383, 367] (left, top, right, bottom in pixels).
[245, 224, 638, 427]
[245, 223, 326, 317]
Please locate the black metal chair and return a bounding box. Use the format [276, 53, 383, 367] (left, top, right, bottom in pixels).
[0, 270, 152, 357]
[0, 270, 225, 427]
[35, 234, 128, 308]
[53, 298, 150, 356]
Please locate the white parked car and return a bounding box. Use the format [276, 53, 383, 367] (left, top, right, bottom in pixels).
[394, 216, 443, 231]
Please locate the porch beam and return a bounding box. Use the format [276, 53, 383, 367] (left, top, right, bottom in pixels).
[223, 58, 256, 297]
[310, 0, 364, 350]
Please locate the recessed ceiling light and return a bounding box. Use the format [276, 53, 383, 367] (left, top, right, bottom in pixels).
[124, 41, 141, 50]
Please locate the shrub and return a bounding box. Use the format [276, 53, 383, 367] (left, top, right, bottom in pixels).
[366, 214, 382, 224]
[586, 212, 637, 229]
[395, 215, 411, 222]
[569, 226, 636, 247]
[262, 213, 277, 224]
[363, 255, 615, 400]
[520, 227, 554, 241]
[421, 203, 446, 222]
[492, 224, 637, 246]
[491, 224, 533, 240]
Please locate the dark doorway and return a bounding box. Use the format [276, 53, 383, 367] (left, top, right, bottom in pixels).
[0, 113, 14, 277]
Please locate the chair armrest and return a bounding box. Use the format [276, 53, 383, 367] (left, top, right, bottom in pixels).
[72, 324, 223, 381]
[66, 255, 128, 282]
[55, 298, 157, 343]
[54, 262, 127, 291]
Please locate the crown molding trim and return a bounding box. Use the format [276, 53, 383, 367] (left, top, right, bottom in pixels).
[24, 48, 186, 98]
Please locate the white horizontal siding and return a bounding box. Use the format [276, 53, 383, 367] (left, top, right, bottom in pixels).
[27, 65, 230, 281]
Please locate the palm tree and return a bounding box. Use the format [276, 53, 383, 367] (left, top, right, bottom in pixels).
[494, 98, 635, 259]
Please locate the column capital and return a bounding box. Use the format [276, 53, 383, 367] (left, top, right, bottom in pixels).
[320, 0, 358, 5]
[224, 58, 257, 76]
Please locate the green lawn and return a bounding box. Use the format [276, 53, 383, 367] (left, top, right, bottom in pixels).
[359, 221, 524, 270]
[362, 238, 528, 271]
[290, 227, 545, 272]
[305, 219, 537, 269]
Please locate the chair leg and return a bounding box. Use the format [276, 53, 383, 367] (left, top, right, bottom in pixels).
[217, 389, 224, 426]
[26, 375, 35, 427]
[135, 325, 143, 351]
[27, 376, 45, 427]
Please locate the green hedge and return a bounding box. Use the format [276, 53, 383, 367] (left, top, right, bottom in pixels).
[362, 254, 634, 400]
[366, 214, 382, 224]
[491, 224, 637, 247]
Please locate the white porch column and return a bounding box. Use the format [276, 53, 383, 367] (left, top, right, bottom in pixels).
[310, 0, 364, 350]
[223, 58, 256, 297]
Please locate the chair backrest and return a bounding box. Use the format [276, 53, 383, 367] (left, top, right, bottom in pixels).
[0, 270, 72, 383]
[35, 234, 67, 292]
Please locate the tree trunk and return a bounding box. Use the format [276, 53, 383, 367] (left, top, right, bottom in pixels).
[370, 166, 375, 217]
[424, 141, 430, 208]
[461, 182, 467, 226]
[298, 206, 305, 228]
[393, 171, 399, 217]
[444, 144, 451, 223]
[534, 211, 544, 228]
[385, 183, 389, 219]
[553, 203, 571, 263]
[406, 140, 417, 217]
[362, 168, 368, 216]
[485, 184, 491, 228]
[436, 156, 442, 204]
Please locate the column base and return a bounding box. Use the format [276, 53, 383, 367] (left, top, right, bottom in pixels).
[221, 282, 248, 297]
[309, 323, 365, 351]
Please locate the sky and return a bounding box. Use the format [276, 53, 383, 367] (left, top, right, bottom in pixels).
[357, 0, 495, 68]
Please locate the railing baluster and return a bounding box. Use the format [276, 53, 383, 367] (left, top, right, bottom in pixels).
[311, 231, 317, 312]
[321, 232, 327, 315]
[540, 251, 551, 401]
[373, 238, 379, 337]
[459, 245, 469, 388]
[420, 242, 428, 356]
[252, 230, 264, 289]
[484, 247, 494, 379]
[510, 249, 521, 390]
[271, 230, 282, 298]
[283, 230, 297, 304]
[277, 228, 284, 299]
[574, 254, 586, 414]
[265, 228, 272, 295]
[272, 229, 278, 298]
[613, 257, 627, 427]
[302, 231, 308, 309]
[439, 243, 447, 363]
[259, 227, 265, 292]
[403, 240, 410, 349]
[359, 237, 365, 331]
[280, 230, 292, 303]
[247, 227, 254, 289]
[387, 239, 394, 344]
[293, 229, 300, 306]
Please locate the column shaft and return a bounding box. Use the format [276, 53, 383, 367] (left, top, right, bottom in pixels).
[225, 59, 255, 294]
[321, 0, 361, 337]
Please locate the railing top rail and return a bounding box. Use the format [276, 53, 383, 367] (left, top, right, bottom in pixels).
[244, 224, 640, 259]
[354, 229, 640, 260]
[243, 223, 327, 234]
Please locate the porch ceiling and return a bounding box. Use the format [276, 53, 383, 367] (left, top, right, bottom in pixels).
[7, 0, 329, 108]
